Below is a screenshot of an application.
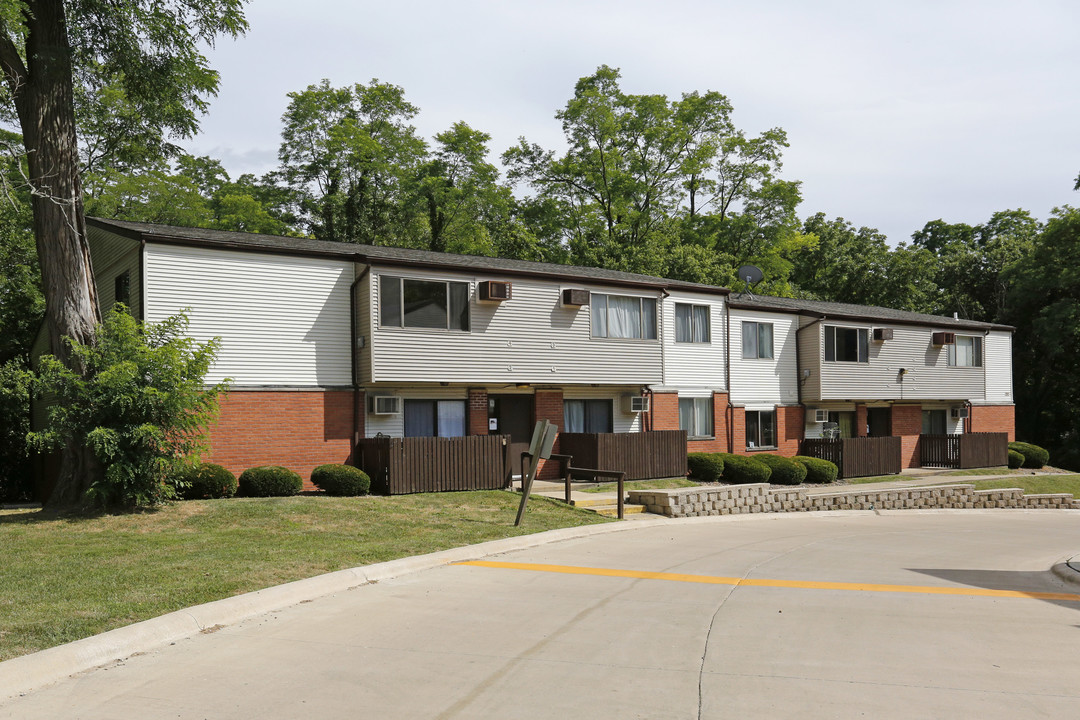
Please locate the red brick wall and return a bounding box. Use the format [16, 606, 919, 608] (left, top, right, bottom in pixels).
[649, 392, 731, 453]
[534, 389, 564, 479]
[736, 405, 802, 458]
[467, 388, 489, 435]
[855, 405, 868, 437]
[206, 390, 355, 490]
[969, 404, 1015, 441]
[650, 392, 679, 434]
[891, 404, 923, 468]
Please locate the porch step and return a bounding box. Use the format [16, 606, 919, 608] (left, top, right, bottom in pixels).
[589, 503, 646, 517]
[569, 496, 619, 508]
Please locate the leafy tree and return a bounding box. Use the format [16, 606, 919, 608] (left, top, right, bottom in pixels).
[28, 307, 228, 508]
[0, 0, 247, 507]
[1004, 205, 1080, 471]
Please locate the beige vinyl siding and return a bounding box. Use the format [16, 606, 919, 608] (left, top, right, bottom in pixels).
[812, 324, 984, 402]
[798, 317, 823, 400]
[729, 309, 800, 406]
[662, 291, 725, 390]
[562, 385, 643, 433]
[355, 267, 371, 384]
[369, 268, 663, 385]
[364, 386, 468, 437]
[144, 243, 353, 386]
[983, 330, 1013, 404]
[88, 225, 141, 317]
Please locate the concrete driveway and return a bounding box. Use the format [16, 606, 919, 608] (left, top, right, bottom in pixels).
[3, 511, 1080, 719]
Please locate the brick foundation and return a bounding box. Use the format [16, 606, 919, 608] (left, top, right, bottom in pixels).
[969, 404, 1015, 441]
[649, 392, 732, 453]
[467, 388, 489, 436]
[534, 389, 564, 479]
[206, 390, 356, 490]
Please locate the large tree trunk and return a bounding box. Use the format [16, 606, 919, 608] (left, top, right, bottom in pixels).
[5, 1, 102, 507]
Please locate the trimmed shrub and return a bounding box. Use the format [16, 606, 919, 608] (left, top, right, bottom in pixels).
[180, 463, 238, 500]
[792, 455, 839, 484]
[718, 453, 772, 484]
[1007, 449, 1025, 469]
[1008, 441, 1049, 469]
[238, 466, 303, 497]
[687, 453, 725, 482]
[311, 464, 371, 496]
[755, 454, 807, 485]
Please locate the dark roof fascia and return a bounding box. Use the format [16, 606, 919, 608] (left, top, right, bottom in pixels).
[88, 217, 730, 296]
[726, 298, 1014, 333]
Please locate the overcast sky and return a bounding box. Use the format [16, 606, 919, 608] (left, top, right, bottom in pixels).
[184, 0, 1080, 246]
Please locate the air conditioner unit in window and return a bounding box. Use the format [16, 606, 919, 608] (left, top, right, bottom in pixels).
[562, 288, 590, 307]
[932, 331, 956, 346]
[950, 407, 969, 419]
[368, 395, 402, 415]
[478, 280, 511, 302]
[813, 409, 829, 423]
[872, 327, 894, 341]
[624, 395, 650, 413]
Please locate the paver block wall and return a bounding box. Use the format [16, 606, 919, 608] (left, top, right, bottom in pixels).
[629, 483, 1080, 517]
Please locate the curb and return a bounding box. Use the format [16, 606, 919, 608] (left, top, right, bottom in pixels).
[1051, 555, 1080, 589]
[0, 517, 669, 701]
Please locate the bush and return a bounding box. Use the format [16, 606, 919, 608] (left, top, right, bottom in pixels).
[180, 463, 238, 500]
[311, 464, 371, 496]
[1007, 449, 1025, 469]
[687, 453, 725, 482]
[1008, 441, 1049, 469]
[792, 455, 839, 484]
[238, 466, 303, 497]
[718, 453, 772, 484]
[755, 454, 807, 485]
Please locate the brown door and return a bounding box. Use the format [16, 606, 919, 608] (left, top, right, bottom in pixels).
[867, 407, 891, 437]
[489, 395, 535, 482]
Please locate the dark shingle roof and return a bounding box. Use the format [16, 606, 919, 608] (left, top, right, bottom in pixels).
[727, 293, 1013, 331]
[87, 218, 727, 295]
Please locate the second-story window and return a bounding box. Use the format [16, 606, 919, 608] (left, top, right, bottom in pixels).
[380, 276, 470, 331]
[742, 321, 774, 359]
[947, 335, 983, 367]
[824, 326, 868, 363]
[591, 294, 657, 339]
[675, 304, 711, 343]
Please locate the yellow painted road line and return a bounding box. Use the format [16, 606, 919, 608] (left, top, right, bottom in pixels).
[455, 560, 1080, 603]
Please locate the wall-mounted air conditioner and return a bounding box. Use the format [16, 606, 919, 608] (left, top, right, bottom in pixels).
[368, 395, 402, 415]
[624, 395, 650, 413]
[813, 408, 829, 423]
[950, 407, 969, 419]
[872, 327, 894, 341]
[478, 280, 512, 302]
[562, 288, 590, 307]
[932, 331, 957, 346]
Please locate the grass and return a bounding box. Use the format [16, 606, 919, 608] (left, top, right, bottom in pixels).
[945, 466, 1019, 476]
[972, 475, 1080, 498]
[0, 492, 608, 662]
[847, 475, 905, 484]
[580, 477, 699, 493]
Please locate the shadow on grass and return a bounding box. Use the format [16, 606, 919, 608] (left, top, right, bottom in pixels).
[0, 504, 165, 526]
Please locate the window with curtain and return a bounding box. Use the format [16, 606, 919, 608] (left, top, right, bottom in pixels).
[380, 276, 470, 331]
[824, 326, 868, 363]
[591, 294, 657, 339]
[403, 399, 466, 437]
[563, 399, 613, 433]
[827, 411, 856, 438]
[679, 397, 713, 438]
[947, 336, 983, 367]
[675, 304, 711, 343]
[921, 409, 948, 435]
[741, 321, 773, 358]
[745, 409, 777, 449]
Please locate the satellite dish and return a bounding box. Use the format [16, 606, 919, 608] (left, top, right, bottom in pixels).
[738, 265, 764, 285]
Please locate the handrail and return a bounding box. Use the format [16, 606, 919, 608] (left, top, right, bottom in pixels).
[550, 452, 626, 520]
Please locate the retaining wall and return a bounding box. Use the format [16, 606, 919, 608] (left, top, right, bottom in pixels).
[629, 483, 1079, 518]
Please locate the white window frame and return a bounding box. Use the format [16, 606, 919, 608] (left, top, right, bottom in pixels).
[741, 321, 774, 359]
[824, 325, 869, 363]
[745, 409, 777, 449]
[947, 335, 983, 367]
[675, 303, 711, 343]
[679, 396, 714, 439]
[379, 275, 471, 332]
[590, 293, 658, 340]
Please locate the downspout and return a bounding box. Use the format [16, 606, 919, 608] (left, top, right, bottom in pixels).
[350, 265, 371, 461]
[725, 299, 733, 453]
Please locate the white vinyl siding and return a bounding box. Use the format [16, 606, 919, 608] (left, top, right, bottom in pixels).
[88, 225, 141, 316]
[365, 386, 467, 437]
[144, 243, 353, 386]
[662, 291, 725, 390]
[561, 386, 643, 432]
[369, 270, 663, 384]
[730, 309, 799, 406]
[983, 331, 1013, 403]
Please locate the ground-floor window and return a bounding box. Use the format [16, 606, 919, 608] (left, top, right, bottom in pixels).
[679, 396, 713, 438]
[404, 399, 466, 437]
[921, 409, 948, 435]
[564, 399, 613, 433]
[746, 409, 777, 449]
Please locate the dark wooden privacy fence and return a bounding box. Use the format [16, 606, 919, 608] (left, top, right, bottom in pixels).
[799, 436, 902, 479]
[920, 433, 1008, 469]
[558, 430, 688, 480]
[354, 435, 509, 495]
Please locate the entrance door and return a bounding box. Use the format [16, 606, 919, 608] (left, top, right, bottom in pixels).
[867, 407, 891, 437]
[489, 395, 534, 482]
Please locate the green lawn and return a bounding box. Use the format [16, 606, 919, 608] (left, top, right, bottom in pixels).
[0, 492, 608, 662]
[580, 477, 699, 493]
[972, 475, 1080, 498]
